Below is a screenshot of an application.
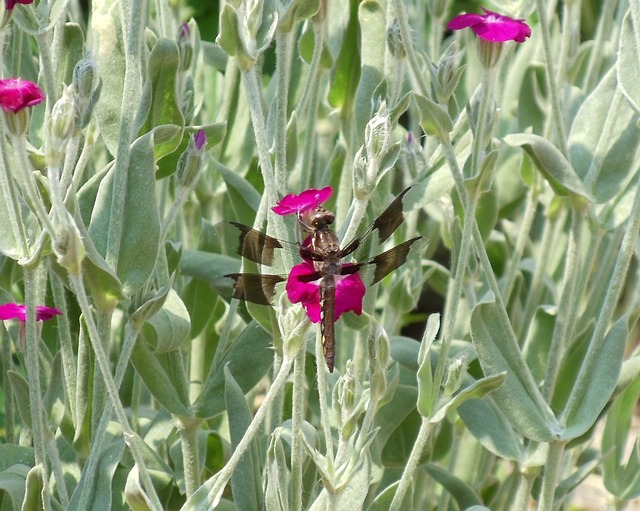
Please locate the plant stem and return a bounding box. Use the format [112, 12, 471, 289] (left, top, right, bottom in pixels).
[536, 440, 566, 511]
[0, 122, 29, 258]
[543, 206, 585, 400]
[513, 468, 537, 511]
[469, 67, 497, 178]
[389, 418, 432, 511]
[23, 266, 52, 511]
[392, 0, 430, 97]
[298, 20, 325, 189]
[68, 272, 163, 510]
[501, 183, 540, 304]
[274, 28, 293, 194]
[177, 416, 204, 498]
[290, 343, 307, 511]
[202, 353, 295, 507]
[521, 210, 564, 336]
[316, 329, 334, 458]
[535, 0, 568, 154]
[12, 135, 56, 237]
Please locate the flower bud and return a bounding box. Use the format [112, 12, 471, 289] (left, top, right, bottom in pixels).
[176, 130, 207, 187]
[73, 54, 101, 129]
[54, 216, 86, 276]
[177, 22, 193, 71]
[386, 19, 405, 59]
[46, 85, 76, 165]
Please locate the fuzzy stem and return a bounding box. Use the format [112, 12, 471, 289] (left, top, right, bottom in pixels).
[389, 418, 432, 511]
[501, 183, 540, 304]
[469, 67, 497, 178]
[203, 353, 295, 506]
[67, 272, 163, 510]
[536, 440, 566, 511]
[391, 0, 430, 97]
[535, 0, 568, 155]
[542, 206, 585, 399]
[12, 135, 56, 237]
[274, 28, 294, 194]
[0, 123, 29, 257]
[23, 266, 53, 511]
[177, 416, 204, 497]
[514, 469, 537, 511]
[298, 21, 325, 189]
[315, 328, 334, 458]
[290, 342, 307, 511]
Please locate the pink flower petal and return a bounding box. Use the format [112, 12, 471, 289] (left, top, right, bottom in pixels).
[0, 78, 45, 113]
[5, 0, 33, 10]
[286, 260, 322, 322]
[448, 9, 531, 44]
[272, 187, 333, 216]
[285, 261, 366, 323]
[447, 13, 486, 31]
[0, 302, 62, 322]
[0, 303, 25, 320]
[334, 271, 365, 321]
[35, 306, 63, 321]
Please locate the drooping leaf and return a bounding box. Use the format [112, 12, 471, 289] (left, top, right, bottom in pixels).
[504, 133, 591, 200]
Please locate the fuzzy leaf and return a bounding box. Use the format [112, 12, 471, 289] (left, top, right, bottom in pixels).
[569, 65, 640, 204]
[470, 300, 562, 441]
[619, 5, 640, 113]
[504, 133, 591, 200]
[88, 132, 161, 296]
[226, 367, 263, 511]
[413, 93, 453, 138]
[194, 321, 273, 418]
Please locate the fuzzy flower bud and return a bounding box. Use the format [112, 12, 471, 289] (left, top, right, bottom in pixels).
[54, 217, 86, 276]
[386, 19, 405, 59]
[73, 54, 101, 130]
[332, 364, 363, 439]
[353, 103, 395, 198]
[176, 130, 207, 187]
[46, 85, 76, 165]
[177, 22, 193, 71]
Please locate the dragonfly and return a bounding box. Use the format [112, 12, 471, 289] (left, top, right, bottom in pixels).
[220, 187, 425, 372]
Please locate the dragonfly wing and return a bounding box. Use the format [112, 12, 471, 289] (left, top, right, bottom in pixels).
[224, 273, 287, 305]
[340, 187, 412, 257]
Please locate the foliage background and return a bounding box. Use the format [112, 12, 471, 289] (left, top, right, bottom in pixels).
[1, 0, 640, 510]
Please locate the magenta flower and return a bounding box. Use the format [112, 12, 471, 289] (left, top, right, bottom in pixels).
[194, 129, 206, 151]
[285, 260, 365, 323]
[272, 187, 333, 216]
[0, 78, 45, 113]
[5, 0, 33, 9]
[448, 8, 531, 43]
[0, 303, 62, 322]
